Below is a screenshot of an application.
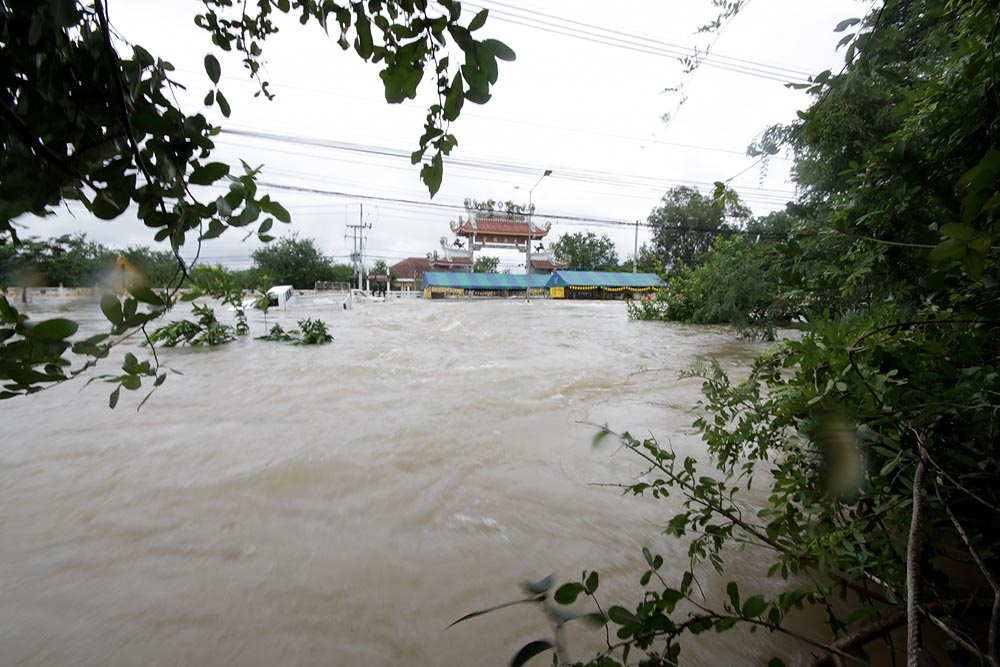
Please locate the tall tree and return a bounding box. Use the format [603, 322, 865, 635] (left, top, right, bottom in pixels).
[473, 255, 500, 273]
[0, 234, 115, 287]
[252, 234, 334, 289]
[551, 231, 618, 271]
[646, 185, 750, 271]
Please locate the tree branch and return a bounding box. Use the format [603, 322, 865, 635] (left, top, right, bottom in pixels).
[906, 459, 926, 667]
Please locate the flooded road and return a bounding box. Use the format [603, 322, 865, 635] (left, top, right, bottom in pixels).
[0, 297, 793, 666]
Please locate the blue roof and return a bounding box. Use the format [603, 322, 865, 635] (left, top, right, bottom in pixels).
[547, 271, 664, 288]
[422, 272, 549, 290]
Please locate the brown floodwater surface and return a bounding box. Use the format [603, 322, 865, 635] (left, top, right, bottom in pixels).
[1, 296, 810, 666]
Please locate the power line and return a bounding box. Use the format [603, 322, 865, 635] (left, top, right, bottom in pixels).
[479, 0, 813, 78]
[256, 180, 799, 238]
[466, 1, 811, 84]
[219, 127, 795, 201]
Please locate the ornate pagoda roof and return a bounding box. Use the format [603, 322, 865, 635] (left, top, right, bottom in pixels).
[450, 198, 551, 240]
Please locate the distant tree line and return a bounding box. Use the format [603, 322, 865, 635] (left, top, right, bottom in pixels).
[0, 233, 360, 291]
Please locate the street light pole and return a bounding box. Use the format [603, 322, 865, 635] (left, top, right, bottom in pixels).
[526, 169, 552, 303]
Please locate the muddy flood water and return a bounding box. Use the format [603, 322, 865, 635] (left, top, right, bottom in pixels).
[0, 296, 808, 666]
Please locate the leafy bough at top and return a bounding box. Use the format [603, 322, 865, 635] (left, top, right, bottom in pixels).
[194, 0, 515, 196]
[1, 0, 511, 403]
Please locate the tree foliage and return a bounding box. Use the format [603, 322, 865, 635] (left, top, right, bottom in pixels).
[473, 254, 500, 273]
[0, 234, 115, 287]
[629, 211, 806, 340]
[646, 185, 750, 271]
[0, 0, 511, 401]
[550, 231, 619, 271]
[251, 234, 337, 289]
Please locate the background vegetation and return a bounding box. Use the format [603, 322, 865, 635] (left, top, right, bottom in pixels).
[573, 2, 1000, 665]
[0, 233, 356, 292]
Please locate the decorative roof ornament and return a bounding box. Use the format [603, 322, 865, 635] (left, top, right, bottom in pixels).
[439, 236, 472, 260]
[527, 245, 568, 268]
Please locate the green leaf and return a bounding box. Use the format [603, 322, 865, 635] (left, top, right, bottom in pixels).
[90, 190, 129, 220]
[216, 90, 231, 117]
[715, 617, 738, 632]
[260, 200, 291, 223]
[929, 238, 967, 262]
[482, 38, 515, 61]
[963, 249, 985, 278]
[464, 77, 491, 104]
[215, 195, 234, 217]
[420, 152, 444, 196]
[130, 286, 164, 307]
[237, 202, 261, 226]
[510, 640, 553, 667]
[25, 318, 78, 340]
[834, 18, 860, 33]
[101, 294, 123, 326]
[121, 375, 141, 391]
[607, 606, 637, 625]
[476, 43, 499, 84]
[200, 219, 226, 241]
[742, 595, 768, 619]
[190, 162, 230, 186]
[204, 54, 221, 84]
[109, 386, 120, 409]
[591, 425, 613, 448]
[969, 236, 992, 253]
[444, 72, 465, 121]
[554, 582, 584, 605]
[468, 8, 488, 31]
[123, 352, 138, 371]
[726, 582, 741, 611]
[940, 223, 976, 241]
[355, 13, 374, 59]
[447, 24, 474, 51]
[585, 570, 599, 594]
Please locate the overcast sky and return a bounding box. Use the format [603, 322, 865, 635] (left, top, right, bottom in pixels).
[25, 0, 865, 271]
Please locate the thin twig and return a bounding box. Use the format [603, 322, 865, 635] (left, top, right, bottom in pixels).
[922, 609, 987, 664]
[906, 459, 925, 667]
[936, 488, 1000, 666]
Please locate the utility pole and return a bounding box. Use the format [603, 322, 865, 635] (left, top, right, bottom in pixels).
[346, 204, 372, 291]
[527, 169, 553, 303]
[634, 220, 639, 274]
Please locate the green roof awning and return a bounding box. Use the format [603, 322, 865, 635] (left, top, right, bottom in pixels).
[546, 271, 664, 288]
[422, 272, 549, 290]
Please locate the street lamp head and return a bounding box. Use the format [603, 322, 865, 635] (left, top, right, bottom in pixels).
[543, 169, 553, 177]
